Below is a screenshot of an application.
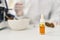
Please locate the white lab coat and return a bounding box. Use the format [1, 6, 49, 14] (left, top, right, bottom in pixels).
[0, 0, 60, 29]
[25, 0, 60, 24]
[7, 0, 60, 24]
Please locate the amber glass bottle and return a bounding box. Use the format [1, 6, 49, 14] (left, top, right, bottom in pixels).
[39, 14, 45, 35]
[39, 23, 45, 35]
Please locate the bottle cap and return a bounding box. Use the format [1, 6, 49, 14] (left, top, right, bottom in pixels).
[40, 14, 45, 23]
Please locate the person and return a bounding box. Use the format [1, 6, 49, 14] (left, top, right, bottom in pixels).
[14, 0, 60, 26]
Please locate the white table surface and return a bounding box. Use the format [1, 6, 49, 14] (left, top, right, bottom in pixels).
[0, 25, 60, 40]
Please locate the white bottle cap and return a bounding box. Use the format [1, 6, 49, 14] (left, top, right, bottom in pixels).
[40, 14, 45, 23]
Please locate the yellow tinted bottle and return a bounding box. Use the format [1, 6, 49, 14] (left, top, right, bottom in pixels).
[39, 14, 45, 35]
[39, 23, 45, 35]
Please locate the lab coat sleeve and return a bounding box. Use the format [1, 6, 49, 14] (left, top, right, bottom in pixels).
[25, 0, 40, 24]
[25, 0, 53, 24]
[50, 0, 60, 24]
[39, 0, 53, 20]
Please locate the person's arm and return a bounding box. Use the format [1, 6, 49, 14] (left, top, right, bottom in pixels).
[50, 0, 60, 25]
[39, 0, 53, 19]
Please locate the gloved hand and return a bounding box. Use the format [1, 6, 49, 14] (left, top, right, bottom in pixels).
[14, 2, 24, 16]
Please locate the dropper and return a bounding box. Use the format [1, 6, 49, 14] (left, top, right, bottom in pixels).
[39, 14, 45, 35]
[40, 14, 45, 23]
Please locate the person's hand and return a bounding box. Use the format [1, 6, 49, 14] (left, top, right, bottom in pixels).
[15, 2, 24, 16]
[49, 20, 59, 25]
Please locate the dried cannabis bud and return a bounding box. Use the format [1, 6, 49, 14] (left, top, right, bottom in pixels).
[45, 22, 55, 28]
